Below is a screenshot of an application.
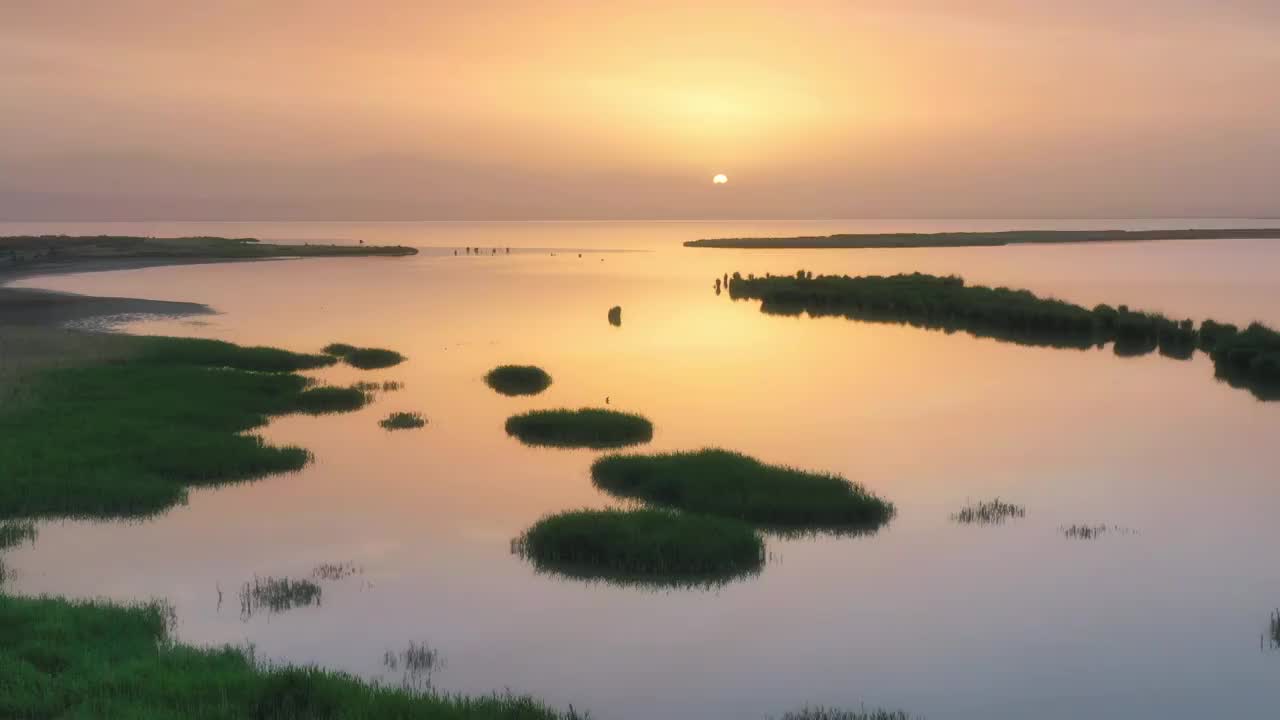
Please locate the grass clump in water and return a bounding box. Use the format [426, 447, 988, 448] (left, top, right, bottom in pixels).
[322, 342, 358, 357]
[1269, 610, 1280, 651]
[515, 508, 763, 585]
[239, 576, 322, 619]
[296, 386, 371, 414]
[505, 408, 652, 449]
[0, 336, 367, 520]
[322, 342, 406, 369]
[591, 449, 894, 532]
[0, 593, 581, 718]
[607, 306, 622, 326]
[379, 411, 427, 430]
[485, 365, 553, 396]
[951, 498, 1025, 525]
[778, 708, 918, 720]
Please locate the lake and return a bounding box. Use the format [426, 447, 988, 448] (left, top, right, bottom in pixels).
[5, 220, 1280, 719]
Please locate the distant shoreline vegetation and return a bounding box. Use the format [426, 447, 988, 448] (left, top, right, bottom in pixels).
[0, 234, 416, 274]
[685, 228, 1280, 249]
[725, 271, 1280, 400]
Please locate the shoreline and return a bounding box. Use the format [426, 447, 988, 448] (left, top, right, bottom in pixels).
[684, 227, 1280, 249]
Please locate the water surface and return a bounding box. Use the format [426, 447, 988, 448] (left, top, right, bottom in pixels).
[5, 220, 1280, 719]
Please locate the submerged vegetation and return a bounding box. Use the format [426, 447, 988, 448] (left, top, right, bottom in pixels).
[515, 509, 764, 585]
[687, 227, 1280, 249]
[323, 343, 406, 370]
[239, 576, 323, 620]
[379, 411, 427, 430]
[0, 594, 580, 718]
[591, 449, 894, 532]
[505, 408, 653, 449]
[725, 271, 1280, 400]
[485, 365, 553, 396]
[0, 336, 370, 520]
[951, 498, 1026, 525]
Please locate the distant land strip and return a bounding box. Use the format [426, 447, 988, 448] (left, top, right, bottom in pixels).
[684, 228, 1280, 249]
[1, 234, 417, 278]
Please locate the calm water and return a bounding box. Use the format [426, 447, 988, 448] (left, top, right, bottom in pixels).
[5, 220, 1280, 719]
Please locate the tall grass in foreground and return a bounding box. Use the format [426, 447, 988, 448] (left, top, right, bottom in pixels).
[0, 336, 370, 520]
[514, 509, 764, 587]
[505, 408, 653, 449]
[591, 449, 894, 532]
[0, 594, 582, 719]
[484, 365, 553, 396]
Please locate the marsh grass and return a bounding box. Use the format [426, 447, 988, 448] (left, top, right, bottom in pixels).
[505, 408, 653, 449]
[0, 521, 37, 550]
[239, 576, 322, 619]
[514, 509, 764, 586]
[725, 271, 1280, 400]
[296, 386, 372, 414]
[312, 562, 363, 581]
[1060, 524, 1136, 540]
[591, 449, 894, 532]
[0, 336, 367, 520]
[0, 593, 579, 718]
[777, 708, 917, 720]
[379, 411, 427, 430]
[354, 380, 404, 392]
[951, 498, 1025, 525]
[485, 365, 553, 396]
[1269, 610, 1280, 651]
[383, 641, 446, 693]
[347, 348, 406, 369]
[322, 343, 358, 357]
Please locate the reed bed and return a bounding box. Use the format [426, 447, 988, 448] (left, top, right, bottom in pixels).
[505, 408, 653, 449]
[514, 509, 764, 585]
[379, 411, 427, 430]
[485, 365, 553, 396]
[951, 498, 1025, 525]
[778, 707, 917, 720]
[591, 449, 894, 531]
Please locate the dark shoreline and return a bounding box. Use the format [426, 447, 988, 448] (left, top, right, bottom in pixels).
[685, 228, 1280, 249]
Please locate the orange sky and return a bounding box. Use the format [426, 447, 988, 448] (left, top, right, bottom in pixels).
[2, 1, 1278, 219]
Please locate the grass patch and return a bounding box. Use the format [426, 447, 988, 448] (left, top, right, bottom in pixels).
[380, 412, 427, 430]
[0, 336, 367, 520]
[312, 562, 363, 581]
[514, 509, 763, 585]
[485, 365, 553, 396]
[607, 306, 622, 326]
[239, 576, 323, 619]
[297, 386, 371, 414]
[505, 408, 653, 449]
[0, 593, 580, 718]
[346, 348, 405, 370]
[777, 708, 917, 720]
[951, 498, 1025, 525]
[591, 449, 894, 532]
[322, 342, 358, 357]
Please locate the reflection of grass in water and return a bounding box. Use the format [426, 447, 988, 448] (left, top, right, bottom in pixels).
[0, 593, 577, 718]
[0, 521, 37, 550]
[505, 408, 653, 449]
[591, 449, 894, 533]
[514, 509, 764, 587]
[778, 708, 917, 720]
[379, 411, 427, 430]
[485, 365, 553, 396]
[951, 498, 1025, 525]
[311, 562, 362, 581]
[239, 576, 322, 620]
[383, 641, 445, 692]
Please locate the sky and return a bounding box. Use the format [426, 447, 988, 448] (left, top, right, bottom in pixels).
[2, 1, 1279, 220]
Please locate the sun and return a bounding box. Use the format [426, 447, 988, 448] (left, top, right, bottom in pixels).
[712, 173, 729, 184]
